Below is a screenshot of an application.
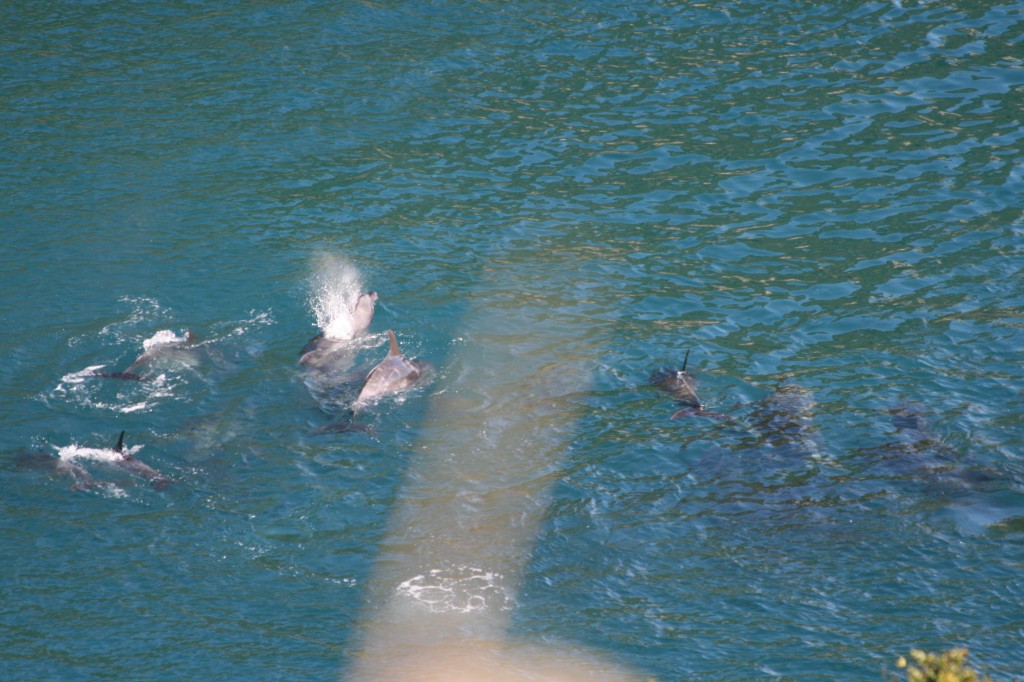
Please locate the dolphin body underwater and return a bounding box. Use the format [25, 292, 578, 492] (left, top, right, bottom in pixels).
[745, 383, 829, 464]
[656, 352, 1006, 494]
[93, 330, 201, 381]
[17, 449, 96, 491]
[863, 405, 1004, 490]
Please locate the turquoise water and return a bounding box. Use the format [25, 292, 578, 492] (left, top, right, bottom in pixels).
[2, 0, 1023, 679]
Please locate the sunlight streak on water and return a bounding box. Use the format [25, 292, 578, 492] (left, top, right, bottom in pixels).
[2, 0, 1023, 679]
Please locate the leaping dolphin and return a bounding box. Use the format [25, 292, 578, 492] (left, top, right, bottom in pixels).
[651, 350, 730, 420]
[354, 330, 429, 408]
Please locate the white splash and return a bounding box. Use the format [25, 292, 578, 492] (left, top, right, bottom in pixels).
[396, 566, 514, 614]
[308, 254, 367, 340]
[57, 442, 143, 463]
[142, 329, 188, 350]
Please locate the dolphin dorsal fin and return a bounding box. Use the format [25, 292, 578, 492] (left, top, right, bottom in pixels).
[682, 349, 691, 372]
[115, 431, 125, 453]
[387, 330, 402, 357]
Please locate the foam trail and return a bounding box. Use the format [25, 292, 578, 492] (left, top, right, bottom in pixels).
[308, 255, 366, 340]
[346, 257, 644, 681]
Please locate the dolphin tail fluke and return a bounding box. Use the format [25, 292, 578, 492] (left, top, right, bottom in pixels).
[387, 330, 401, 357]
[115, 431, 125, 453]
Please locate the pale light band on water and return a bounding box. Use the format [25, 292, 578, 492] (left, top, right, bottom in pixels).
[346, 253, 645, 681]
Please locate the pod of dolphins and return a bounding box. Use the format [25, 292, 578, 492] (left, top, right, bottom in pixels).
[27, 289, 432, 491]
[25, 288, 979, 494]
[298, 291, 430, 410]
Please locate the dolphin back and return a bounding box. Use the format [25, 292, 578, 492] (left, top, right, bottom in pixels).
[355, 331, 426, 405]
[356, 356, 422, 404]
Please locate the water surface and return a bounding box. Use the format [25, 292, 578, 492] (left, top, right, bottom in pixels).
[2, 0, 1023, 679]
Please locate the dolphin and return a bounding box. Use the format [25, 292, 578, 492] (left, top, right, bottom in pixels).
[299, 291, 378, 369]
[651, 350, 730, 420]
[350, 290, 378, 337]
[354, 330, 429, 408]
[93, 330, 199, 381]
[110, 431, 174, 490]
[868, 405, 1002, 488]
[58, 431, 173, 491]
[747, 384, 827, 461]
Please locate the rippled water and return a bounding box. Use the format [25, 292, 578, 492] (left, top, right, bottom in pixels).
[2, 1, 1022, 679]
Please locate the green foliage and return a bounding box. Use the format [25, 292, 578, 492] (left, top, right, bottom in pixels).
[895, 648, 993, 682]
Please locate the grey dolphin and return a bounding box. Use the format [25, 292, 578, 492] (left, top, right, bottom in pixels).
[27, 432, 173, 491]
[299, 291, 378, 369]
[111, 431, 174, 491]
[354, 330, 429, 408]
[298, 333, 354, 371]
[56, 431, 173, 491]
[651, 350, 730, 420]
[93, 330, 199, 381]
[351, 290, 378, 337]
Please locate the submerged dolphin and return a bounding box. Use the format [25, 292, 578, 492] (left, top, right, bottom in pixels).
[299, 291, 378, 369]
[93, 330, 199, 381]
[867, 405, 1002, 488]
[354, 330, 429, 408]
[651, 350, 729, 420]
[747, 384, 827, 460]
[17, 449, 97, 491]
